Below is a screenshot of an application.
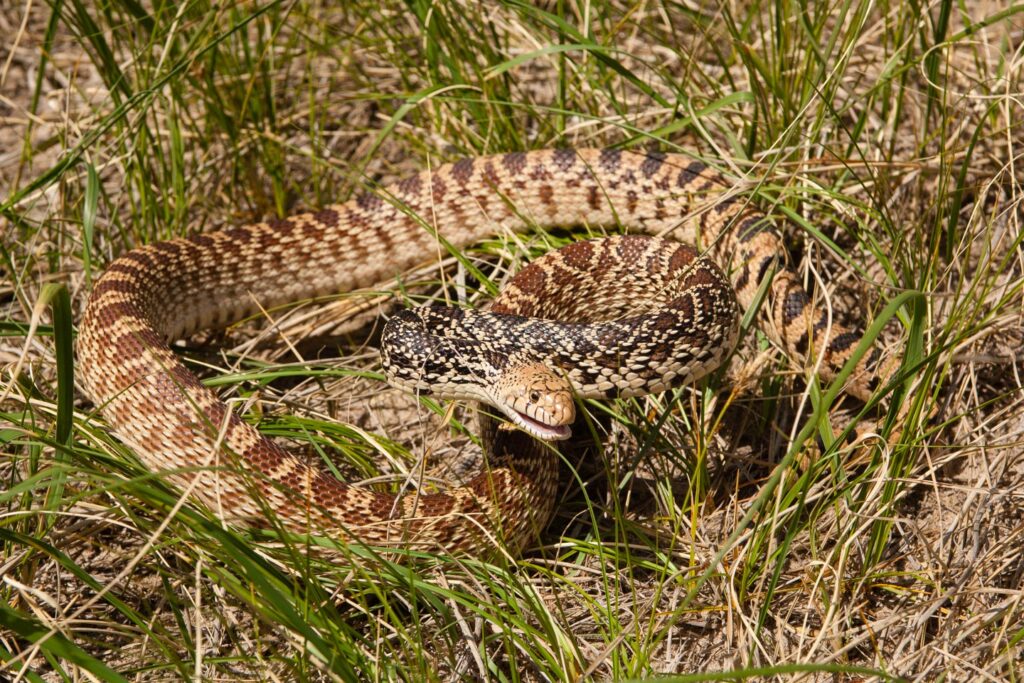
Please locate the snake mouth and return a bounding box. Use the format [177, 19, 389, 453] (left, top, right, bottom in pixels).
[511, 409, 572, 441]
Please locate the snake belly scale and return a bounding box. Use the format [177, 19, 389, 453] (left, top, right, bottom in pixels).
[78, 148, 878, 553]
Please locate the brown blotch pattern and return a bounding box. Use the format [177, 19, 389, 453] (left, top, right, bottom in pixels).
[640, 151, 666, 177]
[397, 174, 423, 197]
[312, 208, 340, 229]
[560, 239, 595, 271]
[77, 147, 879, 559]
[551, 148, 577, 171]
[356, 192, 384, 212]
[539, 184, 554, 206]
[451, 157, 475, 185]
[677, 160, 707, 187]
[502, 151, 527, 176]
[599, 148, 622, 172]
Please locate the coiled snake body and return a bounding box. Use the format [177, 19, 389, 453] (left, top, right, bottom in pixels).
[78, 148, 877, 553]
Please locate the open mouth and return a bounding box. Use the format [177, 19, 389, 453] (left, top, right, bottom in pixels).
[511, 409, 572, 441]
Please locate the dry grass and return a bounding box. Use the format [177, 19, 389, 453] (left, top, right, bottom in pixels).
[1, 1, 1023, 680]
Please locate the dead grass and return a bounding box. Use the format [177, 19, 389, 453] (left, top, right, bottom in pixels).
[1, 1, 1023, 680]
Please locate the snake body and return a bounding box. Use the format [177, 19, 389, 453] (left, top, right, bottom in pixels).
[381, 235, 740, 442]
[78, 148, 878, 553]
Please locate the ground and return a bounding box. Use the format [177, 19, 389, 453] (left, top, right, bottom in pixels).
[1, 1, 1023, 681]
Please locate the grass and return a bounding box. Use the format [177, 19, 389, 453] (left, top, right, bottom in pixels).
[2, 0, 1023, 680]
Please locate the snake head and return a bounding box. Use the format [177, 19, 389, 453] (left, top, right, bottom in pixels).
[493, 363, 575, 441]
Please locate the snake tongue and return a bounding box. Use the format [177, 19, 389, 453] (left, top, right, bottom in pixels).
[513, 410, 572, 441]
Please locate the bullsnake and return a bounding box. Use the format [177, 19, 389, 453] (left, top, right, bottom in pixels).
[78, 148, 880, 553]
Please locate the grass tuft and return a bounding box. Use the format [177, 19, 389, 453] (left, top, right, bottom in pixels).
[2, 0, 1023, 679]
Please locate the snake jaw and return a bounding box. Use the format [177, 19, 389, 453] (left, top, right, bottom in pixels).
[507, 408, 573, 441]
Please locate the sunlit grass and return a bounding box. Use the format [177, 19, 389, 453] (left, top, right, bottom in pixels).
[2, 0, 1023, 680]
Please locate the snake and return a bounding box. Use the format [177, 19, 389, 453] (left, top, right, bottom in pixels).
[77, 148, 881, 554]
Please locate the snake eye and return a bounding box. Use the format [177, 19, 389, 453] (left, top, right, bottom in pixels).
[529, 390, 540, 403]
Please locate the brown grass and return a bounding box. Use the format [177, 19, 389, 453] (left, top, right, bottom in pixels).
[1, 1, 1023, 680]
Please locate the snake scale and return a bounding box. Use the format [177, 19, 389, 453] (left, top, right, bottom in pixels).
[78, 148, 880, 553]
